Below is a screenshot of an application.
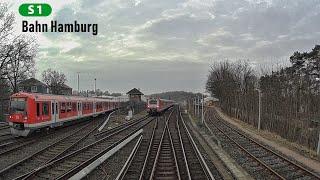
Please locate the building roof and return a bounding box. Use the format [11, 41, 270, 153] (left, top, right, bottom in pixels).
[126, 88, 144, 95]
[61, 83, 72, 89]
[18, 78, 47, 87]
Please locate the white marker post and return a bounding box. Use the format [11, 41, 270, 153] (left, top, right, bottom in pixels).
[317, 132, 320, 156]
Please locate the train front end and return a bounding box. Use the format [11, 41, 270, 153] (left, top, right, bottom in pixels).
[8, 93, 34, 136]
[147, 99, 159, 116]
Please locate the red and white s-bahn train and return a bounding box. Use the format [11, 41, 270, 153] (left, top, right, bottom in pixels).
[8, 92, 120, 136]
[147, 98, 175, 116]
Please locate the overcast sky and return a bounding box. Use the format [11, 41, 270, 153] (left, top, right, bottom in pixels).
[7, 0, 320, 94]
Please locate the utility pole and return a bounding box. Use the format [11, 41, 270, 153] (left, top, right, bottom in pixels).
[197, 96, 200, 116]
[194, 97, 196, 116]
[94, 78, 97, 95]
[258, 88, 261, 131]
[202, 93, 204, 124]
[315, 78, 320, 156]
[77, 72, 80, 94]
[198, 96, 201, 118]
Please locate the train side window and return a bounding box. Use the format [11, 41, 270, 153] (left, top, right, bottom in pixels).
[36, 103, 40, 116]
[43, 102, 49, 116]
[66, 102, 69, 112]
[72, 103, 76, 111]
[67, 102, 71, 112]
[61, 103, 66, 113]
[52, 103, 55, 114]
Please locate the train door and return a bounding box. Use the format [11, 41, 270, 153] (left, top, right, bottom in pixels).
[78, 102, 82, 117]
[51, 100, 58, 124]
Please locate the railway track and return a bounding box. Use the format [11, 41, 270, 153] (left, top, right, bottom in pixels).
[0, 138, 37, 156]
[119, 107, 215, 180]
[51, 115, 149, 159]
[116, 116, 160, 180]
[85, 115, 158, 180]
[94, 115, 149, 138]
[150, 122, 180, 180]
[177, 109, 214, 180]
[0, 124, 9, 130]
[0, 123, 11, 139]
[22, 116, 155, 180]
[167, 110, 190, 180]
[139, 111, 171, 180]
[0, 118, 104, 180]
[206, 108, 320, 180]
[0, 133, 13, 142]
[0, 117, 98, 158]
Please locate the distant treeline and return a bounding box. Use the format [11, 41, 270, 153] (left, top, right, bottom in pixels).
[206, 45, 320, 152]
[149, 91, 201, 103]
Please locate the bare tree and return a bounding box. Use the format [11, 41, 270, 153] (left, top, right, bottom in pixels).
[207, 46, 320, 151]
[206, 61, 257, 123]
[0, 3, 38, 93]
[42, 69, 67, 95]
[6, 35, 38, 93]
[0, 3, 14, 79]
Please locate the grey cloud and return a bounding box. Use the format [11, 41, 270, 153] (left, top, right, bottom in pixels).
[35, 0, 320, 93]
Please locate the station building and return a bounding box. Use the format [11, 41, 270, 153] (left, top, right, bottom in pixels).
[126, 88, 144, 102]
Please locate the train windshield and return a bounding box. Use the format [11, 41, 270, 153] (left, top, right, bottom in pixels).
[10, 98, 27, 114]
[149, 99, 157, 105]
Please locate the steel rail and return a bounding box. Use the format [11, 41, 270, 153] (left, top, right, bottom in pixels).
[149, 121, 180, 180]
[69, 131, 144, 180]
[116, 119, 158, 180]
[56, 119, 154, 180]
[209, 117, 284, 179]
[0, 117, 100, 158]
[166, 114, 181, 180]
[176, 112, 192, 180]
[22, 117, 155, 180]
[0, 125, 9, 130]
[94, 115, 149, 137]
[138, 117, 160, 180]
[0, 139, 37, 156]
[149, 110, 172, 179]
[139, 109, 174, 180]
[211, 109, 320, 179]
[115, 135, 144, 180]
[0, 122, 92, 179]
[179, 109, 215, 180]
